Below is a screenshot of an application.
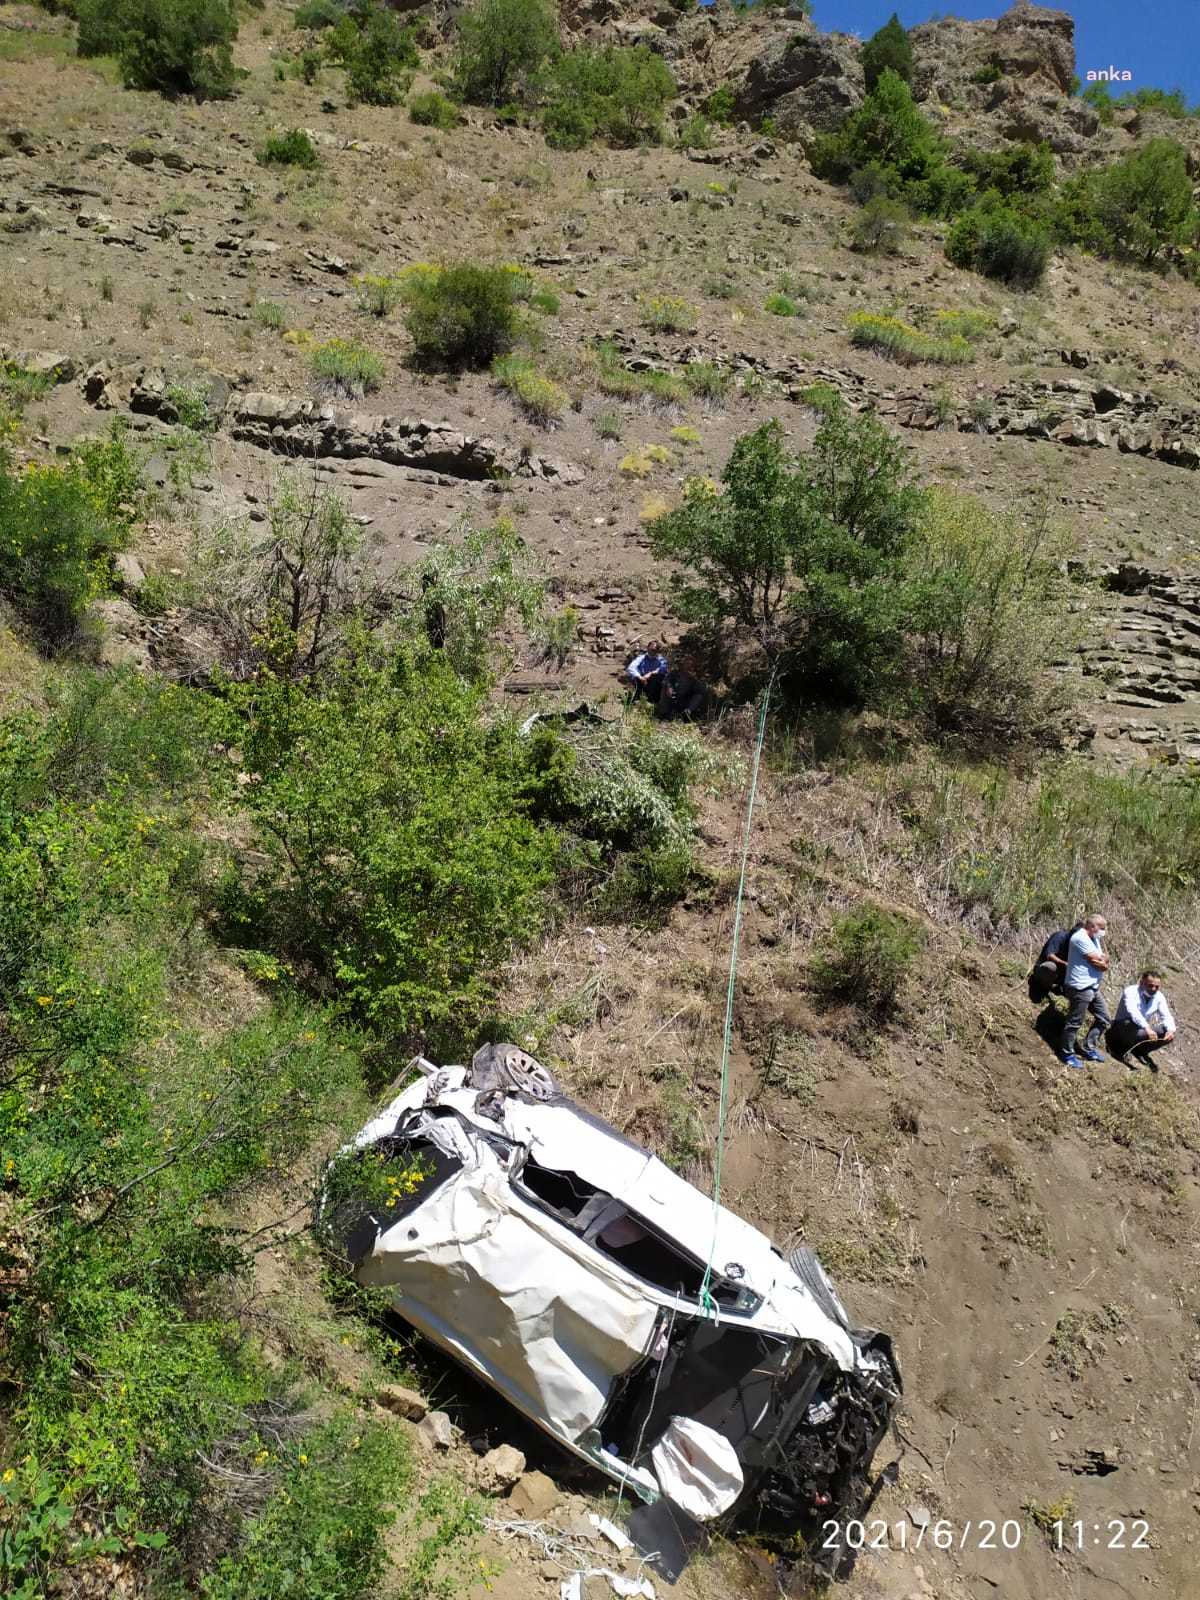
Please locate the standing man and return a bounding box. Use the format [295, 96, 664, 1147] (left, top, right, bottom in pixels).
[625, 641, 668, 705]
[1060, 912, 1111, 1068]
[1109, 970, 1177, 1070]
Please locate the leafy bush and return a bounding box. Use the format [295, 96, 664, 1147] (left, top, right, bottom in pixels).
[403, 263, 524, 369]
[254, 299, 287, 330]
[293, 0, 344, 27]
[454, 0, 558, 107]
[0, 434, 137, 643]
[309, 338, 385, 397]
[641, 294, 697, 333]
[410, 88, 459, 128]
[946, 200, 1050, 287]
[959, 139, 1054, 199]
[326, 4, 418, 106]
[228, 647, 556, 1037]
[77, 0, 238, 99]
[543, 45, 675, 150]
[492, 354, 567, 423]
[861, 11, 913, 93]
[848, 310, 972, 364]
[809, 903, 923, 1016]
[1092, 138, 1197, 265]
[199, 1419, 408, 1600]
[765, 292, 799, 317]
[682, 360, 729, 400]
[1081, 82, 1116, 124]
[809, 70, 941, 189]
[704, 83, 736, 124]
[676, 111, 713, 150]
[259, 127, 320, 167]
[1118, 85, 1193, 118]
[851, 193, 909, 254]
[906, 489, 1077, 739]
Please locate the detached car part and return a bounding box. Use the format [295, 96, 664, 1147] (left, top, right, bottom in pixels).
[320, 1045, 900, 1569]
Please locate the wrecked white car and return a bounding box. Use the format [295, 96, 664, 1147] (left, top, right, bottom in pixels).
[322, 1045, 899, 1569]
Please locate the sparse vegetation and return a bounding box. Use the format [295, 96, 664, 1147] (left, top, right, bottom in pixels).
[641, 294, 697, 333]
[809, 903, 924, 1016]
[309, 337, 385, 397]
[848, 310, 973, 364]
[492, 353, 567, 423]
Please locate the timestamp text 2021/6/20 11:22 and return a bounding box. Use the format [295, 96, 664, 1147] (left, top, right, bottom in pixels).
[821, 1517, 1152, 1553]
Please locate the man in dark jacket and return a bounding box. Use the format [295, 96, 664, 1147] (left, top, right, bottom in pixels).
[657, 663, 709, 722]
[1028, 924, 1080, 1005]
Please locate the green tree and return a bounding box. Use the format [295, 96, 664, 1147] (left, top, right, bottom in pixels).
[649, 407, 920, 701]
[809, 69, 941, 188]
[76, 0, 238, 99]
[454, 0, 559, 107]
[542, 45, 675, 149]
[860, 11, 914, 94]
[1094, 138, 1197, 265]
[403, 263, 525, 369]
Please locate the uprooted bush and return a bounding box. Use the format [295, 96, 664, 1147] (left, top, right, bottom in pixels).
[809, 903, 924, 1016]
[76, 0, 238, 99]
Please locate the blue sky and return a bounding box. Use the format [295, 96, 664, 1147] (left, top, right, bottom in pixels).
[809, 2, 1200, 105]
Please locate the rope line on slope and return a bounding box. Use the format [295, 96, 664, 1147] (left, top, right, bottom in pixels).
[699, 670, 775, 1320]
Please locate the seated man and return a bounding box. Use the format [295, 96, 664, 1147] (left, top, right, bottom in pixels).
[1028, 924, 1079, 1005]
[1108, 970, 1177, 1069]
[625, 641, 668, 704]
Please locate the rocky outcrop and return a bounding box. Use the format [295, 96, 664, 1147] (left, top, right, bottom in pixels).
[734, 26, 863, 135]
[991, 2, 1076, 96]
[230, 393, 584, 486]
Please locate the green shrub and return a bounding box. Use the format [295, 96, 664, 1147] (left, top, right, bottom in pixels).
[199, 1419, 409, 1600]
[704, 83, 736, 125]
[77, 0, 238, 99]
[410, 88, 458, 128]
[970, 60, 1002, 86]
[861, 11, 913, 94]
[677, 110, 713, 150]
[403, 263, 524, 369]
[809, 903, 923, 1016]
[453, 0, 559, 107]
[254, 299, 287, 330]
[946, 201, 1050, 287]
[848, 311, 972, 364]
[595, 409, 622, 440]
[259, 127, 320, 167]
[164, 379, 214, 431]
[528, 285, 559, 315]
[765, 291, 799, 317]
[650, 409, 920, 700]
[1, 362, 54, 412]
[592, 341, 687, 405]
[1117, 85, 1193, 118]
[682, 360, 729, 400]
[492, 354, 567, 423]
[809, 69, 940, 188]
[905, 488, 1077, 739]
[0, 440, 135, 643]
[641, 294, 697, 333]
[851, 193, 909, 254]
[293, 0, 344, 27]
[309, 338, 385, 397]
[1081, 81, 1116, 124]
[228, 646, 557, 1037]
[1092, 138, 1197, 265]
[959, 140, 1054, 199]
[325, 3, 418, 106]
[542, 44, 675, 150]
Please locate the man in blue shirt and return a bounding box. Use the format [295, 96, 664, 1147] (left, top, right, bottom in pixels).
[1059, 913, 1110, 1068]
[625, 642, 668, 704]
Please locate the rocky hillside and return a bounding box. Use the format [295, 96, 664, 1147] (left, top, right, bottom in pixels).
[2, 2, 1200, 1598]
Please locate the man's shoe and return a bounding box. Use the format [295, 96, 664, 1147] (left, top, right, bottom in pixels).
[1081, 1047, 1106, 1062]
[1060, 1052, 1085, 1069]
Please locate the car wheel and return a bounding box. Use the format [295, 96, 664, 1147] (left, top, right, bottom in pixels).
[786, 1246, 849, 1328]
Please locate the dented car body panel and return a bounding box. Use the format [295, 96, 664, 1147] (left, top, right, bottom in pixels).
[329, 1046, 900, 1550]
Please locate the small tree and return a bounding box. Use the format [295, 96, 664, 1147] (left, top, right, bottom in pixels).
[454, 0, 559, 107]
[809, 70, 941, 188]
[1094, 138, 1197, 265]
[542, 45, 675, 150]
[860, 12, 914, 94]
[78, 0, 238, 99]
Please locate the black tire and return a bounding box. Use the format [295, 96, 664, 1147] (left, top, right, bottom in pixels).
[786, 1245, 850, 1328]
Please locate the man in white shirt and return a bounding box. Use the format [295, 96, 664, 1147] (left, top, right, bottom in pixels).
[1108, 970, 1177, 1070]
[625, 642, 668, 704]
[1060, 912, 1110, 1067]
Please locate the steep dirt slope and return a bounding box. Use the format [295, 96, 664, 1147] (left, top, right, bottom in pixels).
[2, 5, 1200, 1598]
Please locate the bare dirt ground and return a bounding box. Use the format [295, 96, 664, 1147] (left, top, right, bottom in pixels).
[3, 7, 1200, 1599]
